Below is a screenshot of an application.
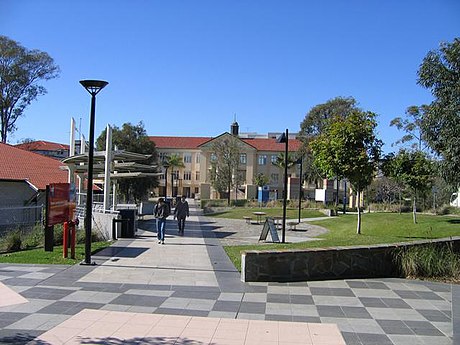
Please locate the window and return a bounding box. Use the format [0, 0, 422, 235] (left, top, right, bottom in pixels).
[270, 173, 279, 184]
[184, 154, 192, 163]
[196, 154, 200, 163]
[240, 153, 247, 164]
[271, 155, 278, 164]
[184, 171, 192, 180]
[195, 171, 200, 181]
[159, 152, 168, 161]
[258, 155, 267, 165]
[172, 170, 180, 179]
[210, 153, 217, 162]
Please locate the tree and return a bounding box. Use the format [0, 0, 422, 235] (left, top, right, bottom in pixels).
[310, 110, 382, 234]
[0, 36, 60, 143]
[96, 122, 158, 203]
[383, 150, 434, 224]
[417, 38, 460, 187]
[253, 173, 269, 187]
[209, 134, 242, 205]
[164, 153, 185, 197]
[390, 105, 430, 152]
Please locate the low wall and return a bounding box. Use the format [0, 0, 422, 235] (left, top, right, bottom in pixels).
[241, 237, 460, 282]
[92, 212, 119, 240]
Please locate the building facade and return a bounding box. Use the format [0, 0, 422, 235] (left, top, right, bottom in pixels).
[150, 123, 302, 200]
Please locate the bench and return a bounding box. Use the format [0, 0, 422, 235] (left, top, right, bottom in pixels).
[287, 221, 299, 230]
[243, 216, 252, 224]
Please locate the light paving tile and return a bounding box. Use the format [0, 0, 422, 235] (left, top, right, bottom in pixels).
[6, 313, 56, 330]
[186, 298, 215, 311]
[352, 288, 400, 298]
[19, 272, 55, 280]
[208, 311, 237, 319]
[60, 290, 120, 304]
[242, 293, 267, 302]
[100, 304, 131, 312]
[290, 304, 319, 317]
[346, 318, 385, 335]
[124, 288, 173, 297]
[126, 305, 157, 313]
[218, 292, 244, 301]
[265, 302, 292, 316]
[320, 317, 354, 333]
[0, 298, 54, 313]
[236, 312, 266, 320]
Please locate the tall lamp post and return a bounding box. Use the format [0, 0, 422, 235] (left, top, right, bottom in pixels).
[163, 161, 170, 198]
[80, 79, 108, 265]
[276, 129, 289, 243]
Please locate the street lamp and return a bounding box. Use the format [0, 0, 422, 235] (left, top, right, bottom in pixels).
[276, 129, 289, 243]
[80, 79, 108, 265]
[163, 161, 170, 198]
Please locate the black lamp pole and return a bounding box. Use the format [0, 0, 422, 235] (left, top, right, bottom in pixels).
[80, 79, 108, 265]
[277, 129, 289, 244]
[297, 156, 303, 223]
[163, 163, 169, 197]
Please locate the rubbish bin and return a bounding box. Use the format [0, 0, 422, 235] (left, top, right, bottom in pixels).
[118, 209, 137, 238]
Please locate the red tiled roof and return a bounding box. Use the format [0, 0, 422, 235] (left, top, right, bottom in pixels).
[0, 143, 68, 190]
[15, 140, 69, 151]
[150, 135, 301, 152]
[150, 136, 211, 149]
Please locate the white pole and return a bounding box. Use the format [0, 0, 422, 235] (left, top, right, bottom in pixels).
[70, 117, 76, 157]
[103, 125, 113, 212]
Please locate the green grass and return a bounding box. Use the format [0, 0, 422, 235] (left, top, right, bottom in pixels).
[0, 241, 112, 264]
[223, 212, 460, 270]
[204, 207, 325, 220]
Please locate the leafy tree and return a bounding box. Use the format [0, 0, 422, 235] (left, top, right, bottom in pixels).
[310, 110, 382, 234]
[417, 38, 460, 187]
[383, 150, 434, 223]
[96, 122, 158, 203]
[0, 36, 60, 143]
[253, 173, 269, 187]
[390, 105, 430, 152]
[209, 134, 242, 205]
[164, 153, 185, 197]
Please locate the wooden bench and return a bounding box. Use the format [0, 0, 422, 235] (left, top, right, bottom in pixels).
[243, 216, 252, 224]
[287, 221, 299, 230]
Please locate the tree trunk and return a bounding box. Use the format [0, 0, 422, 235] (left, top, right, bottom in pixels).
[356, 189, 361, 234]
[412, 195, 417, 224]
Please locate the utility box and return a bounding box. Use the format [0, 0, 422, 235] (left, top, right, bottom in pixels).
[116, 204, 137, 238]
[258, 185, 269, 203]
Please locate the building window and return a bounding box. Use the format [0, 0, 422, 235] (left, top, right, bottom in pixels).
[240, 153, 247, 164]
[210, 153, 217, 162]
[184, 171, 192, 180]
[271, 155, 278, 164]
[270, 173, 279, 184]
[258, 155, 267, 165]
[172, 170, 180, 179]
[195, 171, 200, 181]
[184, 154, 192, 163]
[196, 154, 200, 163]
[159, 152, 168, 161]
[195, 187, 199, 194]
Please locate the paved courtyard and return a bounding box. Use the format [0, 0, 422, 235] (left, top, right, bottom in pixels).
[0, 201, 458, 344]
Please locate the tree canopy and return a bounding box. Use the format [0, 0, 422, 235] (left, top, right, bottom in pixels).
[96, 122, 158, 202]
[417, 38, 460, 187]
[310, 110, 382, 234]
[0, 35, 60, 143]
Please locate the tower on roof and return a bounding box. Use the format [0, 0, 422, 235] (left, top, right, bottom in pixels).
[231, 114, 239, 136]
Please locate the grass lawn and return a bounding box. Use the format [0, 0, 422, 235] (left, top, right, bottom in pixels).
[224, 212, 460, 271]
[204, 207, 325, 220]
[0, 241, 113, 265]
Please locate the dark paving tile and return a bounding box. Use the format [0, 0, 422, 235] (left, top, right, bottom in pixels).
[292, 316, 321, 323]
[110, 294, 167, 307]
[265, 314, 292, 321]
[347, 281, 368, 289]
[267, 293, 290, 303]
[20, 286, 75, 300]
[290, 294, 314, 305]
[417, 309, 451, 322]
[0, 313, 29, 328]
[356, 333, 393, 345]
[212, 301, 241, 312]
[341, 331, 363, 345]
[342, 306, 372, 319]
[376, 320, 414, 335]
[365, 282, 390, 290]
[414, 291, 445, 301]
[394, 290, 423, 299]
[238, 302, 266, 314]
[36, 301, 104, 315]
[244, 285, 268, 293]
[1, 278, 42, 286]
[171, 285, 220, 293]
[180, 309, 209, 317]
[317, 305, 345, 318]
[310, 287, 355, 297]
[404, 320, 444, 336]
[359, 297, 387, 308]
[381, 298, 411, 309]
[171, 290, 221, 300]
[154, 308, 185, 315]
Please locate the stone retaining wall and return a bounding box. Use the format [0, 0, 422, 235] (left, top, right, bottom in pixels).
[241, 237, 460, 282]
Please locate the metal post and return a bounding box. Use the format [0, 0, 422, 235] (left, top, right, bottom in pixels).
[298, 156, 302, 223]
[282, 129, 288, 243]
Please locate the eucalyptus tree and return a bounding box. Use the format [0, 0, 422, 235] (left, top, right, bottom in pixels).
[0, 35, 60, 143]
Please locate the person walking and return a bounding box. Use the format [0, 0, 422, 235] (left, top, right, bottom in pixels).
[174, 196, 189, 235]
[154, 198, 170, 244]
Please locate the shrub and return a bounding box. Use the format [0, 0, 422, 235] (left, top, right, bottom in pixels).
[394, 242, 460, 279]
[3, 230, 22, 252]
[22, 224, 45, 249]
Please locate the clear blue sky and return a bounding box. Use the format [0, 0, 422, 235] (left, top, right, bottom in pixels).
[1, 1, 459, 152]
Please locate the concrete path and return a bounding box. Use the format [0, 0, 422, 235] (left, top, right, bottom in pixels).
[0, 200, 456, 344]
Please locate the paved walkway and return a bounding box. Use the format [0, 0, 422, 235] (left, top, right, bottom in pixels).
[0, 201, 457, 344]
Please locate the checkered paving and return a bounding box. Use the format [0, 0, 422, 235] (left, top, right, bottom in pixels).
[0, 203, 457, 344]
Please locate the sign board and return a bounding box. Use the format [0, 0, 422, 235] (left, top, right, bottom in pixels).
[259, 217, 280, 243]
[46, 183, 76, 226]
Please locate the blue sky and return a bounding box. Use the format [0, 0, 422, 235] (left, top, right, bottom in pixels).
[1, 1, 459, 152]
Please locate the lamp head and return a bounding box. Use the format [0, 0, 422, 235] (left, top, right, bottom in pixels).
[276, 132, 287, 143]
[80, 80, 108, 95]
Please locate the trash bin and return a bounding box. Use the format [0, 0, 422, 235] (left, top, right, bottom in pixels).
[118, 209, 137, 238]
